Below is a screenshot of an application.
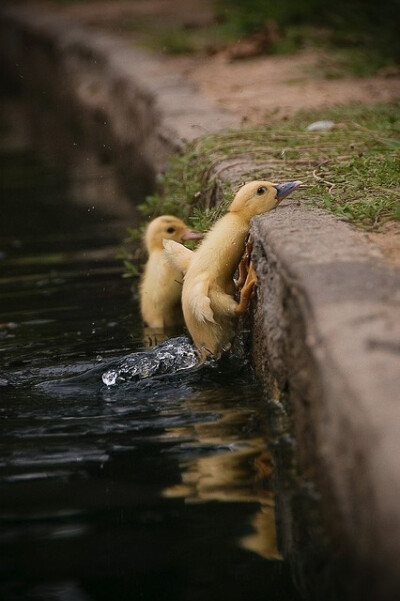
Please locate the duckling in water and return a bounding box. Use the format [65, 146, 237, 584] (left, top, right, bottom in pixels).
[139, 216, 202, 332]
[164, 181, 301, 359]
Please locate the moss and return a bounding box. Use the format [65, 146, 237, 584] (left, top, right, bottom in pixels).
[121, 102, 399, 276]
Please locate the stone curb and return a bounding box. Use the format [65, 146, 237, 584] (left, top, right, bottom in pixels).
[1, 6, 400, 599]
[250, 203, 400, 598]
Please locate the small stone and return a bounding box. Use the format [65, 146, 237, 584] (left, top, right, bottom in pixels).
[306, 120, 335, 131]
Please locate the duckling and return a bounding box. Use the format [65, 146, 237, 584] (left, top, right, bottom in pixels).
[139, 215, 202, 331]
[165, 181, 301, 359]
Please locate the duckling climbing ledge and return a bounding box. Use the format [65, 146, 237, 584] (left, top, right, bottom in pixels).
[2, 5, 399, 599]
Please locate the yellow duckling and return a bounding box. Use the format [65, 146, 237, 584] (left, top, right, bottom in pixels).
[139, 215, 202, 331]
[164, 180, 301, 359]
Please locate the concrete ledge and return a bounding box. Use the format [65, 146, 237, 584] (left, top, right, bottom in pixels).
[251, 204, 400, 597]
[1, 6, 400, 599]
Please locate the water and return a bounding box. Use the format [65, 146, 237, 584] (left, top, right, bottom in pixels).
[0, 90, 301, 601]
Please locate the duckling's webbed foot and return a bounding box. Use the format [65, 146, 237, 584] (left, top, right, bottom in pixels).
[235, 262, 257, 315]
[235, 237, 258, 315]
[235, 237, 253, 289]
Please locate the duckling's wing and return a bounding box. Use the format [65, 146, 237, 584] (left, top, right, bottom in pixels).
[163, 239, 194, 274]
[189, 274, 216, 324]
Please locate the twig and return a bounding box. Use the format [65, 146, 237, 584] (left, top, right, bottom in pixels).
[312, 170, 336, 194]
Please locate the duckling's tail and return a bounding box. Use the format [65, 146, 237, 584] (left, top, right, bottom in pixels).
[163, 239, 194, 274]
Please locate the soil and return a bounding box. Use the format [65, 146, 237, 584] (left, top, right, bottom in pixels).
[19, 0, 400, 266]
[367, 225, 400, 267]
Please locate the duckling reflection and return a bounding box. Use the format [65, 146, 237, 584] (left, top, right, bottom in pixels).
[240, 501, 281, 560]
[161, 400, 281, 560]
[142, 325, 182, 350]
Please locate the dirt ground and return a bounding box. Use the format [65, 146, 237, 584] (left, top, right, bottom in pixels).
[22, 0, 400, 265]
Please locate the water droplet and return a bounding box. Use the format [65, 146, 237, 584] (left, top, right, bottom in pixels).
[102, 370, 118, 386]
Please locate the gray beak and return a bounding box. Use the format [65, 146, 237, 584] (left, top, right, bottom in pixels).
[274, 181, 302, 203]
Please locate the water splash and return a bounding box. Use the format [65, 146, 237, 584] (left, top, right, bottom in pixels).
[35, 333, 249, 400]
[101, 337, 199, 387]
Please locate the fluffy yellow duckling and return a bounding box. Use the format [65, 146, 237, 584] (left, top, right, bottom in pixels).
[164, 180, 301, 359]
[139, 215, 202, 330]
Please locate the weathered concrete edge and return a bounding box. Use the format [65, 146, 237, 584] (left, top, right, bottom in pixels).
[1, 6, 400, 598]
[250, 204, 400, 595]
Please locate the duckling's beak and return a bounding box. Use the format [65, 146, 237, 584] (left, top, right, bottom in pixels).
[182, 229, 203, 241]
[274, 181, 302, 204]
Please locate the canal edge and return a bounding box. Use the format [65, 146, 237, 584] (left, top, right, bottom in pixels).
[1, 6, 400, 600]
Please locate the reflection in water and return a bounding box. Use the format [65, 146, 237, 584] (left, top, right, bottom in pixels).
[142, 324, 183, 348]
[162, 397, 281, 560]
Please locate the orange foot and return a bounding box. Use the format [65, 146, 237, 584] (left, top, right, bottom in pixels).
[235, 237, 252, 289]
[235, 238, 258, 315]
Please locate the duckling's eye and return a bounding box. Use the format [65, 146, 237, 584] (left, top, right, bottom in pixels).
[257, 186, 266, 195]
[166, 227, 175, 234]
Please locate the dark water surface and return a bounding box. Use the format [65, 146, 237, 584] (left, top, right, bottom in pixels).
[0, 92, 301, 601]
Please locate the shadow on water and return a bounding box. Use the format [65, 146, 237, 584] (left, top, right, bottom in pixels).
[0, 87, 303, 601]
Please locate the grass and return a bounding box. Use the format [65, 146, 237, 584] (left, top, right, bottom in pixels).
[218, 0, 399, 66]
[142, 21, 240, 55]
[305, 45, 399, 79]
[137, 22, 397, 76]
[121, 102, 399, 277]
